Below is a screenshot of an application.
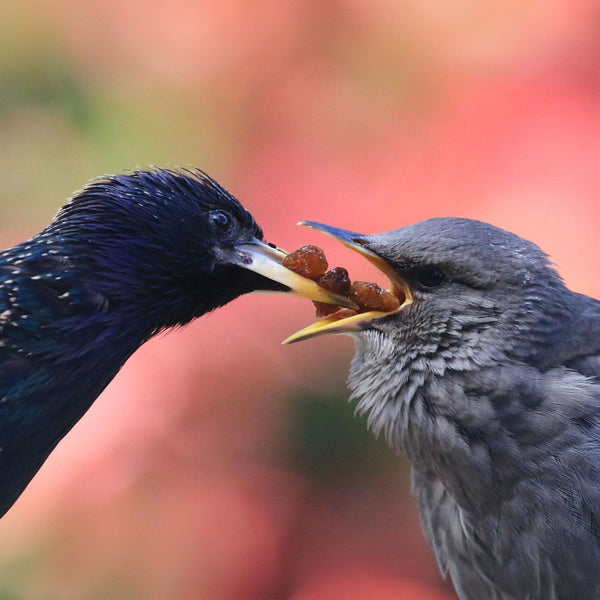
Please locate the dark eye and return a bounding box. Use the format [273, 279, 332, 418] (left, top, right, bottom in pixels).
[416, 267, 445, 289]
[210, 210, 232, 232]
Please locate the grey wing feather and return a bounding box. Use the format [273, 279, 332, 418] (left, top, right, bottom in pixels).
[411, 468, 505, 600]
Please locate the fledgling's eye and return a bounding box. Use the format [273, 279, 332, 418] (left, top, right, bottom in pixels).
[210, 210, 232, 232]
[416, 266, 446, 289]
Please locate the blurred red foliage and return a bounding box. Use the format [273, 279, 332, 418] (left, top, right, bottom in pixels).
[290, 572, 454, 600]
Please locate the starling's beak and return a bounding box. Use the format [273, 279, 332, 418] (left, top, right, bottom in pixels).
[232, 238, 357, 308]
[282, 222, 413, 344]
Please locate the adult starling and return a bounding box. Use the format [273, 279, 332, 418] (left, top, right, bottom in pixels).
[286, 217, 600, 600]
[0, 168, 351, 519]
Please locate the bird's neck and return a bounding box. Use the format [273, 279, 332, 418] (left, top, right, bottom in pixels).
[348, 332, 522, 513]
[0, 307, 147, 516]
[0, 237, 165, 516]
[350, 330, 600, 516]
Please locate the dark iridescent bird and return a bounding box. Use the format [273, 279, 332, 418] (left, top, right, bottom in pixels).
[0, 167, 350, 518]
[286, 218, 600, 600]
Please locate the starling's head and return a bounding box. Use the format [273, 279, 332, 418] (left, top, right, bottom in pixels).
[43, 168, 349, 329]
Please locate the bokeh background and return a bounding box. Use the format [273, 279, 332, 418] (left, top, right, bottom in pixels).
[1, 1, 600, 598]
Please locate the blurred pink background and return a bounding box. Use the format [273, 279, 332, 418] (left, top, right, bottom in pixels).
[1, 1, 599, 598]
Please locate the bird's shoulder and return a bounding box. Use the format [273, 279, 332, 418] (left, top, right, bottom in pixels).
[533, 291, 600, 378]
[0, 240, 111, 392]
[0, 240, 109, 325]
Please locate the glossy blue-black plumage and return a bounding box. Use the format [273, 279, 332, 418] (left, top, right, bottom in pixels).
[0, 168, 281, 516]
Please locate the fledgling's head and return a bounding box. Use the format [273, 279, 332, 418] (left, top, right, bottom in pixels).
[359, 217, 563, 357]
[285, 218, 569, 441]
[289, 217, 565, 353]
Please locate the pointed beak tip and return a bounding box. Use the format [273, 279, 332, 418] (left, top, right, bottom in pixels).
[299, 221, 367, 245]
[297, 220, 318, 229]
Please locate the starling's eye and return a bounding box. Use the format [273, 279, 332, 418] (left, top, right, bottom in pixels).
[210, 210, 232, 232]
[416, 267, 445, 289]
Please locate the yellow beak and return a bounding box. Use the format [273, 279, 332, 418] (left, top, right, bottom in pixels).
[281, 222, 413, 344]
[233, 238, 357, 309]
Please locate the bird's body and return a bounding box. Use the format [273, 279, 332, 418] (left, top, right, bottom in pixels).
[293, 218, 600, 600]
[352, 327, 600, 600]
[0, 168, 344, 518]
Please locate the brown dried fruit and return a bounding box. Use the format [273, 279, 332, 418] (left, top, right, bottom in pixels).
[317, 267, 352, 296]
[284, 243, 401, 319]
[380, 290, 401, 312]
[282, 245, 328, 280]
[350, 281, 388, 312]
[313, 301, 343, 317]
[350, 281, 384, 311]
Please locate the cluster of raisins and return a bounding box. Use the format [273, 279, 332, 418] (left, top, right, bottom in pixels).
[282, 245, 401, 318]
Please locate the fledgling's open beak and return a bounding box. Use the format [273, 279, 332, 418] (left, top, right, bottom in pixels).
[282, 221, 413, 344]
[232, 238, 357, 308]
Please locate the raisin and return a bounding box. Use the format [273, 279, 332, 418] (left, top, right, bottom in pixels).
[350, 282, 401, 312]
[317, 267, 352, 296]
[282, 245, 328, 280]
[380, 290, 401, 312]
[313, 301, 343, 317]
[350, 281, 387, 311]
[284, 244, 400, 318]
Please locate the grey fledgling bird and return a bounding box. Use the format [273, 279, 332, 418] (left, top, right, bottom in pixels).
[285, 217, 600, 600]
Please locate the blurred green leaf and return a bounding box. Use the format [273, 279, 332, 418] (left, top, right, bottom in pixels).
[288, 391, 397, 483]
[0, 54, 94, 129]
